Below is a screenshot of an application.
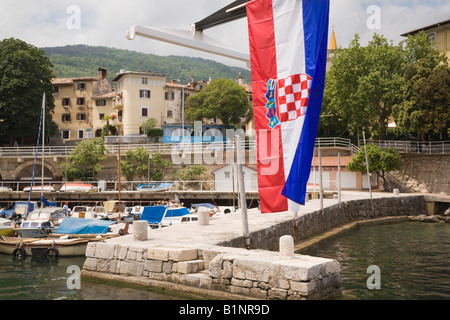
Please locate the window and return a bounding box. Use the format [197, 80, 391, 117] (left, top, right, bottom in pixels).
[77, 113, 86, 121]
[142, 77, 148, 84]
[167, 110, 173, 118]
[225, 171, 231, 179]
[77, 83, 86, 91]
[99, 113, 105, 120]
[77, 97, 85, 106]
[61, 130, 70, 140]
[141, 107, 148, 117]
[78, 130, 84, 139]
[140, 89, 150, 98]
[96, 100, 106, 106]
[54, 86, 59, 94]
[165, 91, 174, 100]
[62, 114, 71, 122]
[62, 98, 70, 107]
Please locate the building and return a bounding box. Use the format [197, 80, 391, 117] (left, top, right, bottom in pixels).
[52, 68, 115, 142]
[401, 19, 450, 62]
[212, 164, 258, 192]
[164, 79, 207, 125]
[112, 70, 167, 136]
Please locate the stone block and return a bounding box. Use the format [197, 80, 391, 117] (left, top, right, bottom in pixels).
[233, 256, 272, 282]
[290, 280, 317, 295]
[178, 260, 204, 274]
[128, 261, 144, 277]
[95, 243, 115, 260]
[145, 260, 163, 273]
[85, 243, 96, 258]
[169, 248, 198, 262]
[83, 257, 97, 271]
[117, 245, 128, 260]
[148, 247, 169, 261]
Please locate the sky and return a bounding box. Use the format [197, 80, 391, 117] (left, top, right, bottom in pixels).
[0, 0, 449, 69]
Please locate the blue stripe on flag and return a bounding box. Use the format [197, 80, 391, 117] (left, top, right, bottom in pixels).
[281, 0, 330, 205]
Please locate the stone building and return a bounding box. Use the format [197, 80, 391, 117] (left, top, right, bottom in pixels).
[52, 68, 115, 142]
[401, 19, 450, 63]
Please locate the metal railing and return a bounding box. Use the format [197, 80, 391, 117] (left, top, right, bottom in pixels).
[0, 180, 258, 193]
[364, 140, 450, 154]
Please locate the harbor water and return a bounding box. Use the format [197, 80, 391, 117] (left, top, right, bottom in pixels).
[0, 255, 193, 300]
[300, 222, 450, 300]
[1, 221, 449, 300]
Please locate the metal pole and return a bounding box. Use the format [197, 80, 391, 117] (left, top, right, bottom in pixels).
[337, 152, 341, 204]
[319, 148, 323, 211]
[41, 93, 45, 207]
[363, 132, 374, 214]
[236, 134, 250, 249]
[181, 85, 185, 143]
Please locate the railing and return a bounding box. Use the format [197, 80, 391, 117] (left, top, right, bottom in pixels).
[0, 180, 258, 193]
[364, 140, 450, 154]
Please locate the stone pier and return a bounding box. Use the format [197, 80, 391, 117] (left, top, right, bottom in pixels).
[81, 191, 428, 300]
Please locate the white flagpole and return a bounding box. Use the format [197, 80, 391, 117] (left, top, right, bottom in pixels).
[363, 132, 374, 214]
[236, 134, 250, 249]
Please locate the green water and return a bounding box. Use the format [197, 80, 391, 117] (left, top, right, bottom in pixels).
[0, 255, 190, 300]
[300, 222, 450, 300]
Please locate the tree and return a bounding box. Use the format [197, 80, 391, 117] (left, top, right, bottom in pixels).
[0, 38, 56, 145]
[61, 138, 107, 180]
[322, 34, 404, 142]
[185, 78, 250, 128]
[347, 144, 403, 190]
[392, 31, 448, 140]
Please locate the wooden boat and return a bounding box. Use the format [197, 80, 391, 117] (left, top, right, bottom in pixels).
[0, 236, 96, 257]
[0, 218, 17, 237]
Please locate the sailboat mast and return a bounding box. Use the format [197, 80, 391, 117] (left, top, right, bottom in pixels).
[41, 93, 45, 206]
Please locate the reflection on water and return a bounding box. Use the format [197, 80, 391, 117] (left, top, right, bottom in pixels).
[0, 255, 190, 300]
[299, 222, 450, 300]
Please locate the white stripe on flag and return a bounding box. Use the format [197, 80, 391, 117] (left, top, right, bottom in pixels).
[273, 0, 306, 212]
[273, 0, 305, 78]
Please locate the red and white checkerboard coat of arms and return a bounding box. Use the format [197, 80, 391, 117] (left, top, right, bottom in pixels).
[265, 74, 313, 128]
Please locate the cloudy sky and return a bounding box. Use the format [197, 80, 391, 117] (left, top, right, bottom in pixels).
[0, 0, 449, 68]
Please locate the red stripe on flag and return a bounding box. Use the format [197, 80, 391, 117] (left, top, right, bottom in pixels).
[247, 0, 288, 213]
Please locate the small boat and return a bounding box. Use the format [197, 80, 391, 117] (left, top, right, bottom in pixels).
[161, 214, 198, 227]
[0, 236, 98, 257]
[140, 205, 191, 228]
[0, 187, 12, 192]
[190, 203, 219, 217]
[0, 218, 17, 237]
[23, 185, 55, 192]
[17, 207, 64, 238]
[53, 217, 117, 237]
[136, 183, 173, 192]
[60, 183, 96, 192]
[0, 201, 39, 220]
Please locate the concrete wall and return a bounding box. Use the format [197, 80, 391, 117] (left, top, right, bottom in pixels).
[219, 195, 428, 251]
[392, 154, 450, 194]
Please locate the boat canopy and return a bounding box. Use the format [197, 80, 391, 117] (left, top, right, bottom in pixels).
[55, 218, 115, 234]
[140, 206, 189, 225]
[190, 203, 217, 209]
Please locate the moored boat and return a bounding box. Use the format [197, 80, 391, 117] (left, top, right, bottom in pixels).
[0, 218, 17, 237]
[17, 207, 64, 238]
[60, 183, 96, 192]
[0, 236, 97, 257]
[136, 182, 173, 192]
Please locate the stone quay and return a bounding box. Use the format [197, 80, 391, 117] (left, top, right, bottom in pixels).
[81, 191, 428, 300]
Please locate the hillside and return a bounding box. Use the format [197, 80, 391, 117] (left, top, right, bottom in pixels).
[42, 45, 251, 84]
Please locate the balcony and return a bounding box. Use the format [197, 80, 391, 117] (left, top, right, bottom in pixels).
[113, 93, 123, 109]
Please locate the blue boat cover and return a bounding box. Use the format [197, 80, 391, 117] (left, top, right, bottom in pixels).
[190, 203, 216, 209]
[55, 218, 115, 234]
[140, 206, 189, 225]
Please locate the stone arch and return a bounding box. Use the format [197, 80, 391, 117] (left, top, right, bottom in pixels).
[12, 160, 57, 181]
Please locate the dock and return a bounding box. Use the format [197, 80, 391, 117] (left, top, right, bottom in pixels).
[81, 191, 432, 300]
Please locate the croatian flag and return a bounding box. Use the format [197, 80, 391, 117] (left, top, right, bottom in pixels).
[246, 0, 330, 213]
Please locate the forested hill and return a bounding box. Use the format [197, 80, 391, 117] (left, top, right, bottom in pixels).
[42, 44, 251, 84]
